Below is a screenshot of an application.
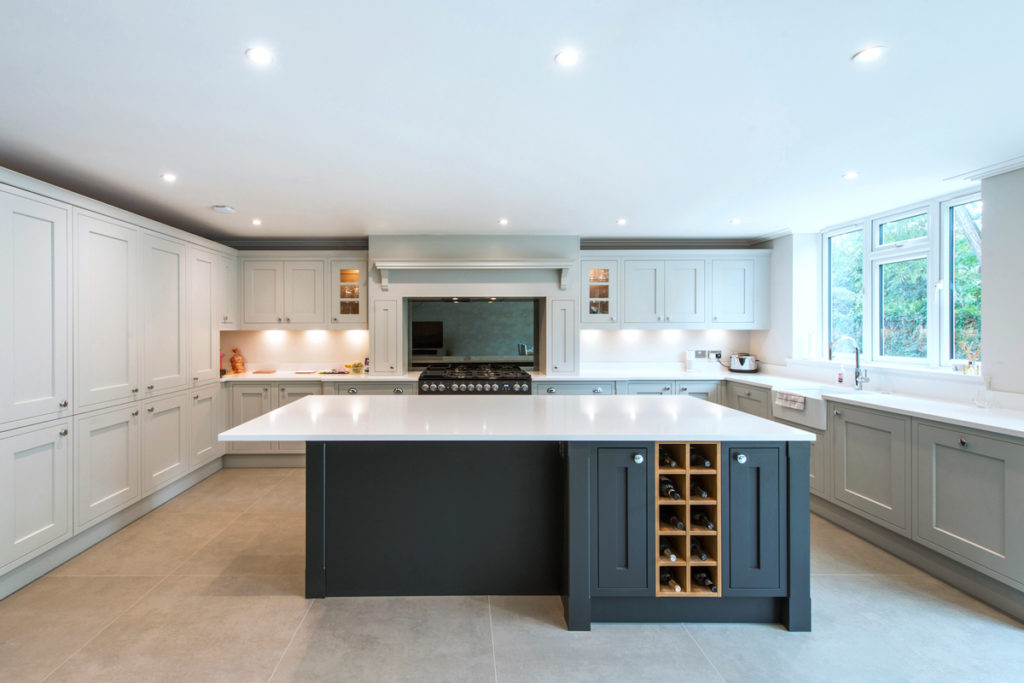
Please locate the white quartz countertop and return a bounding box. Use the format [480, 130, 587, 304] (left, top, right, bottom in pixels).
[221, 371, 422, 382]
[219, 394, 817, 442]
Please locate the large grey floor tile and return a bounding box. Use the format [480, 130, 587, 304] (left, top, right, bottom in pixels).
[156, 468, 287, 514]
[490, 596, 723, 683]
[0, 575, 159, 682]
[175, 512, 304, 576]
[51, 510, 240, 576]
[272, 596, 495, 682]
[810, 515, 922, 576]
[47, 574, 309, 683]
[245, 478, 305, 515]
[687, 573, 1024, 682]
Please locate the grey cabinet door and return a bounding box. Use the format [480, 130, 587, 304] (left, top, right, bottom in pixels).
[592, 445, 650, 595]
[831, 404, 911, 535]
[915, 423, 1024, 587]
[724, 445, 786, 595]
[726, 383, 771, 418]
[676, 381, 720, 402]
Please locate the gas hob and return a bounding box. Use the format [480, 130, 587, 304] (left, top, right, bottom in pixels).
[417, 363, 532, 395]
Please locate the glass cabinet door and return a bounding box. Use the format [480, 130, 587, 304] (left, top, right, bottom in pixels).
[581, 259, 619, 327]
[329, 259, 367, 326]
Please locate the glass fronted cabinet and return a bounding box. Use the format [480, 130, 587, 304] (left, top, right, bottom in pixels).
[581, 259, 619, 328]
[328, 259, 367, 327]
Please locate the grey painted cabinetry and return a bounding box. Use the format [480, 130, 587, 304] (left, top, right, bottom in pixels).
[590, 444, 651, 596]
[725, 383, 771, 418]
[914, 423, 1024, 588]
[677, 381, 720, 402]
[534, 381, 614, 395]
[330, 382, 416, 396]
[626, 381, 675, 395]
[831, 404, 911, 535]
[723, 444, 786, 595]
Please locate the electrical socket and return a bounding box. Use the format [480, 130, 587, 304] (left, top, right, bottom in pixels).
[708, 349, 722, 360]
[694, 349, 707, 359]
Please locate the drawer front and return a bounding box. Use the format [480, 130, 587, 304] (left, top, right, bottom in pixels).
[676, 381, 720, 402]
[534, 382, 614, 396]
[625, 381, 675, 395]
[726, 383, 771, 418]
[334, 382, 416, 396]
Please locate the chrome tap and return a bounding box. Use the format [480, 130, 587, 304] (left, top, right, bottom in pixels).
[828, 335, 870, 390]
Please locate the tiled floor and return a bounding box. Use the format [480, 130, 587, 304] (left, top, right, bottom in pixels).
[1, 468, 1021, 682]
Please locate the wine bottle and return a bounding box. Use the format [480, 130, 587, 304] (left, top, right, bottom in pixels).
[659, 476, 681, 500]
[692, 511, 715, 530]
[659, 451, 679, 469]
[690, 541, 708, 561]
[660, 542, 678, 562]
[690, 451, 712, 468]
[663, 513, 685, 531]
[693, 570, 718, 592]
[660, 570, 682, 593]
[690, 482, 709, 499]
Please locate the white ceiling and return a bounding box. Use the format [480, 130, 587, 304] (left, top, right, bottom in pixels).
[1, 1, 1021, 242]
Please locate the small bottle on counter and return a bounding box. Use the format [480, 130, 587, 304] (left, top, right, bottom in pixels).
[365, 356, 370, 372]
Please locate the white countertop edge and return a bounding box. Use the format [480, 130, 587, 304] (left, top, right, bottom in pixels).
[220, 432, 817, 442]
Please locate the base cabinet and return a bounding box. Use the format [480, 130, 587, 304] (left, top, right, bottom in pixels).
[141, 392, 188, 496]
[330, 382, 415, 396]
[75, 405, 141, 531]
[725, 383, 771, 418]
[0, 420, 72, 571]
[228, 384, 274, 453]
[831, 403, 911, 535]
[534, 382, 613, 396]
[589, 444, 651, 596]
[676, 381, 720, 402]
[189, 384, 223, 471]
[723, 444, 786, 595]
[276, 383, 324, 453]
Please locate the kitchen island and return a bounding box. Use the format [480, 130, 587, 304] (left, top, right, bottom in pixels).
[220, 394, 814, 631]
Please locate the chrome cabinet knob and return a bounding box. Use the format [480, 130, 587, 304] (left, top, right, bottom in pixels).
[59, 400, 69, 408]
[193, 394, 199, 399]
[744, 391, 751, 396]
[389, 365, 395, 370]
[665, 316, 671, 321]
[348, 388, 358, 394]
[147, 407, 155, 412]
[393, 388, 404, 394]
[131, 410, 139, 416]
[664, 385, 672, 391]
[633, 453, 644, 464]
[610, 316, 616, 322]
[959, 438, 968, 447]
[679, 387, 688, 392]
[147, 384, 155, 390]
[333, 317, 338, 321]
[277, 317, 282, 323]
[192, 377, 198, 382]
[286, 317, 291, 322]
[735, 453, 747, 464]
[546, 387, 556, 394]
[132, 387, 139, 393]
[59, 428, 68, 437]
[657, 315, 663, 321]
[833, 409, 841, 416]
[593, 387, 603, 393]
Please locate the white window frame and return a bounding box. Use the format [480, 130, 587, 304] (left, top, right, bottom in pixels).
[820, 188, 980, 368]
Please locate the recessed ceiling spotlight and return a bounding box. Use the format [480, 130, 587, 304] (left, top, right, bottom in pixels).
[160, 172, 177, 183]
[617, 218, 627, 226]
[498, 218, 509, 226]
[851, 45, 886, 63]
[245, 46, 274, 66]
[252, 218, 262, 226]
[211, 205, 236, 214]
[842, 170, 860, 180]
[730, 218, 742, 225]
[554, 48, 581, 67]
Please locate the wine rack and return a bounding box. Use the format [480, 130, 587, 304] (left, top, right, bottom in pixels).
[655, 442, 722, 597]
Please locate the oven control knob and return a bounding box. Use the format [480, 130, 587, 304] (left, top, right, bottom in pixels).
[467, 384, 475, 391]
[429, 384, 437, 391]
[459, 383, 467, 391]
[451, 384, 459, 392]
[421, 383, 429, 392]
[483, 384, 492, 391]
[438, 383, 446, 391]
[475, 384, 483, 392]
[513, 383, 521, 392]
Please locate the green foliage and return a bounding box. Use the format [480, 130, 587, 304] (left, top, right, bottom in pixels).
[881, 258, 928, 358]
[951, 201, 982, 360]
[829, 230, 863, 346]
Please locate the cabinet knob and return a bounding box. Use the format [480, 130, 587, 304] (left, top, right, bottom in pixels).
[193, 394, 199, 399]
[633, 453, 644, 464]
[223, 315, 228, 322]
[192, 377, 198, 382]
[286, 317, 291, 322]
[833, 409, 841, 416]
[132, 387, 139, 393]
[665, 316, 671, 321]
[546, 387, 556, 393]
[959, 438, 968, 447]
[348, 388, 358, 394]
[389, 365, 395, 370]
[714, 316, 718, 321]
[277, 317, 282, 323]
[394, 388, 404, 394]
[593, 387, 602, 393]
[610, 316, 616, 322]
[744, 391, 751, 396]
[147, 407, 155, 412]
[657, 315, 663, 321]
[735, 453, 747, 464]
[333, 317, 338, 322]
[59, 400, 69, 408]
[59, 428, 68, 437]
[664, 385, 672, 391]
[263, 387, 268, 392]
[131, 410, 139, 416]
[147, 384, 155, 390]
[679, 387, 688, 392]
[553, 365, 560, 370]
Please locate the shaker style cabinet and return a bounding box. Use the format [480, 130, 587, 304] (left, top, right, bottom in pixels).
[534, 382, 614, 396]
[371, 299, 400, 374]
[0, 187, 72, 427]
[548, 299, 578, 375]
[626, 381, 675, 395]
[725, 383, 772, 419]
[709, 259, 755, 325]
[0, 420, 72, 571]
[188, 247, 220, 384]
[580, 260, 619, 327]
[189, 383, 224, 471]
[217, 254, 239, 329]
[590, 444, 650, 595]
[74, 211, 140, 409]
[242, 260, 285, 324]
[328, 259, 367, 326]
[724, 444, 786, 595]
[623, 259, 705, 326]
[74, 405, 140, 532]
[676, 381, 720, 402]
[140, 392, 189, 496]
[830, 403, 911, 535]
[139, 232, 189, 396]
[664, 260, 706, 324]
[622, 260, 664, 325]
[275, 383, 324, 453]
[228, 384, 274, 453]
[242, 259, 325, 326]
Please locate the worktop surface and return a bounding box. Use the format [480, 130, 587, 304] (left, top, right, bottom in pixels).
[219, 394, 816, 442]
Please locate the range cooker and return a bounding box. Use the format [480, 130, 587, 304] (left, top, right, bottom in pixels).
[418, 363, 532, 395]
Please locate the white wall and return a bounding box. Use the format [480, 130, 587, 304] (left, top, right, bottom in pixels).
[220, 330, 370, 372]
[580, 329, 751, 364]
[981, 167, 1024, 393]
[750, 233, 820, 364]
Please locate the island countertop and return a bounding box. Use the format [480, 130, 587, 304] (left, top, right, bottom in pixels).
[218, 394, 816, 442]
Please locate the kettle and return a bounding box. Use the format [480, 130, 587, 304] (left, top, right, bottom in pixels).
[728, 353, 759, 373]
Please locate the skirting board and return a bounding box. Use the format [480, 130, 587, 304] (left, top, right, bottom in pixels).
[811, 497, 1024, 624]
[222, 453, 305, 468]
[0, 458, 224, 600]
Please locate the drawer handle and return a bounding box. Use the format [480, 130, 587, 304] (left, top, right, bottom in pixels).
[744, 391, 751, 396]
[959, 438, 968, 448]
[393, 388, 404, 394]
[735, 453, 747, 464]
[192, 377, 198, 382]
[59, 428, 68, 437]
[131, 410, 139, 416]
[348, 388, 358, 394]
[546, 387, 556, 394]
[59, 400, 69, 408]
[193, 394, 200, 399]
[664, 385, 672, 391]
[132, 387, 139, 393]
[633, 453, 644, 464]
[593, 387, 602, 393]
[147, 407, 155, 412]
[833, 409, 841, 416]
[679, 387, 687, 391]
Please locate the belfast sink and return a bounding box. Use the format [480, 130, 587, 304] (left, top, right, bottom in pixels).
[771, 386, 855, 430]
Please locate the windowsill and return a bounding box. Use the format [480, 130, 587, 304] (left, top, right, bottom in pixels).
[786, 357, 987, 385]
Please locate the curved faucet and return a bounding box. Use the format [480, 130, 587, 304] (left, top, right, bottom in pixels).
[828, 335, 870, 390]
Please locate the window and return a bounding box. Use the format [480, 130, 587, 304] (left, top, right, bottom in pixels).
[822, 191, 981, 369]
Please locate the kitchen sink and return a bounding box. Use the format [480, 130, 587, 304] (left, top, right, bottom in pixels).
[771, 385, 855, 430]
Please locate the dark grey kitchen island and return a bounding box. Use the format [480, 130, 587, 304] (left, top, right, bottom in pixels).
[220, 394, 814, 631]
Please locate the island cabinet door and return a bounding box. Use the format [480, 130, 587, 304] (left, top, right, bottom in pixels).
[590, 445, 651, 596]
[723, 444, 786, 596]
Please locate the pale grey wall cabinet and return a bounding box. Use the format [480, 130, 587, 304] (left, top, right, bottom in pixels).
[831, 404, 911, 536]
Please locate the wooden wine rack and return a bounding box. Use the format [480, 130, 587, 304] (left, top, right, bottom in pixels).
[654, 442, 722, 597]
